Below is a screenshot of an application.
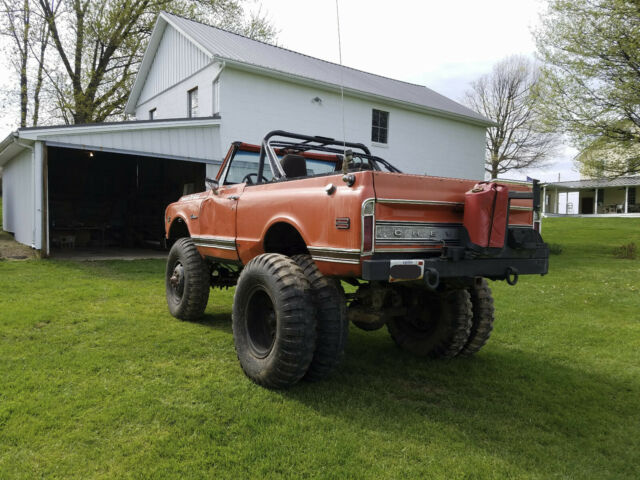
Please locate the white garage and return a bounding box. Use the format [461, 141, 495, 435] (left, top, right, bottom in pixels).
[0, 117, 221, 255]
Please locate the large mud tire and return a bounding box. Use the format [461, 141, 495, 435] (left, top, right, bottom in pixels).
[459, 278, 495, 356]
[387, 288, 472, 358]
[292, 254, 348, 381]
[165, 237, 210, 321]
[232, 254, 316, 389]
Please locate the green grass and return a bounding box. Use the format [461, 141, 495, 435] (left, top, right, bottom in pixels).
[1, 218, 639, 479]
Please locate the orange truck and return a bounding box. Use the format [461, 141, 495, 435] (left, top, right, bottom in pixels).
[164, 131, 548, 388]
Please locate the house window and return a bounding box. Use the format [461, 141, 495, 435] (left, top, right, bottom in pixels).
[596, 188, 605, 203]
[371, 109, 389, 144]
[149, 108, 156, 120]
[188, 87, 198, 118]
[212, 79, 220, 115]
[629, 187, 636, 205]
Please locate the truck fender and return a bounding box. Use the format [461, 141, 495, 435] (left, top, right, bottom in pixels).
[261, 216, 310, 256]
[167, 215, 191, 241]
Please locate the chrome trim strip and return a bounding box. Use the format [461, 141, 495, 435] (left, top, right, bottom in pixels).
[192, 235, 237, 251]
[375, 220, 464, 227]
[311, 255, 361, 265]
[377, 198, 464, 207]
[510, 206, 533, 211]
[307, 246, 361, 254]
[194, 243, 236, 251]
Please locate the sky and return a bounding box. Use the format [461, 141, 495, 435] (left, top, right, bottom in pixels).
[0, 0, 580, 182]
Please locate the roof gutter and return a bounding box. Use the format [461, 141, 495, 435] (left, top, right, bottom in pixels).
[218, 56, 495, 128]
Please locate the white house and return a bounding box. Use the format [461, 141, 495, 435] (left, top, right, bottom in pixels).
[126, 12, 490, 178]
[542, 176, 640, 216]
[0, 12, 491, 255]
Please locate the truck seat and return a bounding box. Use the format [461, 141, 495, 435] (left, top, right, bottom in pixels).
[280, 154, 307, 178]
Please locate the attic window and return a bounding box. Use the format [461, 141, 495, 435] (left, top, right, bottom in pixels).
[149, 108, 156, 120]
[188, 87, 198, 118]
[371, 109, 389, 144]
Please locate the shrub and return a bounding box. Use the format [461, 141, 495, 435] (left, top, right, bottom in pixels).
[613, 242, 637, 259]
[548, 243, 563, 255]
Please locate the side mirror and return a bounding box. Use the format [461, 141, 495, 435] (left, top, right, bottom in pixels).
[206, 177, 219, 194]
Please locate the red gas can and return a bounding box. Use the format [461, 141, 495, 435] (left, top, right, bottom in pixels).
[463, 182, 509, 248]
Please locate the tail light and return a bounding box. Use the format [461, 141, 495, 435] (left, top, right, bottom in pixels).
[362, 199, 375, 254]
[363, 215, 374, 253]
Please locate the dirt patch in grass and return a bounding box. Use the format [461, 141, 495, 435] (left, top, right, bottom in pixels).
[0, 230, 38, 260]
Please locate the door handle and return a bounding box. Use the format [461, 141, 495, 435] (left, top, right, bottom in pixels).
[228, 195, 240, 200]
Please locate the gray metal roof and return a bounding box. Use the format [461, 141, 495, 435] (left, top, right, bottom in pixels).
[159, 12, 491, 126]
[545, 176, 640, 189]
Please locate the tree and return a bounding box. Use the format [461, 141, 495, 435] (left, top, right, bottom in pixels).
[463, 55, 559, 179]
[536, 0, 640, 177]
[0, 1, 54, 126]
[1, 0, 276, 126]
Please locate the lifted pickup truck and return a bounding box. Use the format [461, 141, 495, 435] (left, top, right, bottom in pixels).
[164, 131, 548, 388]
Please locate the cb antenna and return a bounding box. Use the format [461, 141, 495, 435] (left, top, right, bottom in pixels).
[335, 0, 347, 156]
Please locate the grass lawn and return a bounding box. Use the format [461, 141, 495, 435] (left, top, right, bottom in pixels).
[0, 218, 639, 479]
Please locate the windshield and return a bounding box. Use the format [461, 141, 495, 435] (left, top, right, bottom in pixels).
[224, 150, 339, 185]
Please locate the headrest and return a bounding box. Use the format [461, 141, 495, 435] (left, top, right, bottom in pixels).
[280, 154, 307, 178]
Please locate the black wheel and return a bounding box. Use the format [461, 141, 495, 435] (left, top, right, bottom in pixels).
[165, 237, 210, 321]
[459, 278, 495, 356]
[232, 253, 316, 388]
[387, 288, 472, 358]
[292, 254, 348, 381]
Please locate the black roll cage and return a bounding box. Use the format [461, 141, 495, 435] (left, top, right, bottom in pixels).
[256, 130, 402, 182]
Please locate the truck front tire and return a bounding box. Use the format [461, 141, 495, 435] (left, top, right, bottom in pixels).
[292, 254, 349, 381]
[387, 288, 472, 358]
[232, 254, 316, 389]
[165, 237, 210, 321]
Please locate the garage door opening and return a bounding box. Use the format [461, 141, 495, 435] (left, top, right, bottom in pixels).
[47, 146, 207, 256]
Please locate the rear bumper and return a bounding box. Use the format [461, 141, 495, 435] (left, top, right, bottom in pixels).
[361, 248, 549, 282]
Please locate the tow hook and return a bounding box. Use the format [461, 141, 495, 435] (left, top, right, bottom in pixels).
[424, 268, 440, 290]
[506, 267, 519, 286]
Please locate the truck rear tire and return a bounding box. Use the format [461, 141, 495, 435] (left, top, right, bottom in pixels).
[292, 254, 349, 381]
[387, 288, 472, 358]
[459, 278, 494, 356]
[232, 254, 316, 389]
[165, 237, 210, 321]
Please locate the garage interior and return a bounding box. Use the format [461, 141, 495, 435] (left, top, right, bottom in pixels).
[47, 146, 206, 255]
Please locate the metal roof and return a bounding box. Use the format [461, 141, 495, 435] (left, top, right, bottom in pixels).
[544, 176, 640, 189]
[126, 12, 491, 126]
[0, 116, 222, 167]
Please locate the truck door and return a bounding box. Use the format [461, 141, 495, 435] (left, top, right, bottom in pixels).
[195, 148, 267, 261]
[196, 183, 243, 261]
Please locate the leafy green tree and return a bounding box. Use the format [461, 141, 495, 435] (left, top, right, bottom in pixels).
[2, 0, 276, 126]
[536, 0, 640, 177]
[463, 55, 559, 179]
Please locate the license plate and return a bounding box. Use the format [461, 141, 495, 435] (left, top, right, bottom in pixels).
[389, 259, 425, 283]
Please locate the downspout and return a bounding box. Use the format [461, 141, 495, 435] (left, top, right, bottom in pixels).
[13, 136, 37, 249]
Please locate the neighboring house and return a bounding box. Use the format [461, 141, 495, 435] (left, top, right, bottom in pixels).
[0, 12, 491, 254]
[543, 176, 640, 216]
